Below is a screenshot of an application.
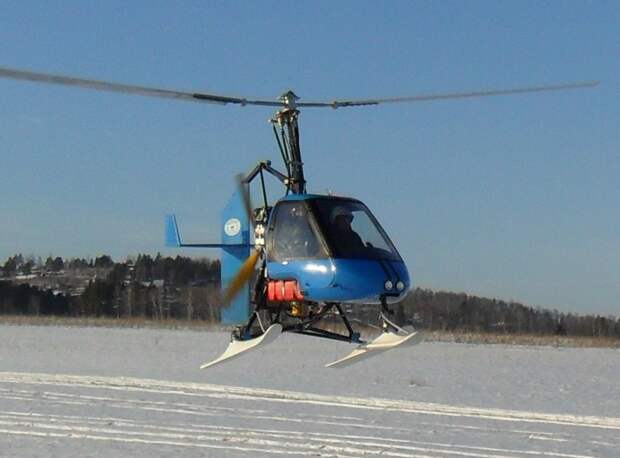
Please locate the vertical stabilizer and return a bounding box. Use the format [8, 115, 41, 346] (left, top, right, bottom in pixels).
[221, 189, 251, 325]
[164, 215, 181, 247]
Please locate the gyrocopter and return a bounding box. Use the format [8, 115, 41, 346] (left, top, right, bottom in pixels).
[0, 66, 598, 368]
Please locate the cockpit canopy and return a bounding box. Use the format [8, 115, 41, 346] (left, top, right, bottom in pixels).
[267, 196, 401, 262]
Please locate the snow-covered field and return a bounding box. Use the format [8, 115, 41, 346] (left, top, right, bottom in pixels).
[0, 325, 618, 457]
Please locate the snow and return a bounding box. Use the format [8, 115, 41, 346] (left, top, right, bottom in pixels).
[0, 324, 619, 457]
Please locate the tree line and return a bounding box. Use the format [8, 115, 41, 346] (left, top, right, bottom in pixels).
[1, 254, 220, 320]
[398, 288, 620, 339]
[1, 253, 114, 275]
[1, 253, 618, 339]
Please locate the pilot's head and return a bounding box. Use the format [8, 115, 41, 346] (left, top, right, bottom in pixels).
[331, 206, 354, 231]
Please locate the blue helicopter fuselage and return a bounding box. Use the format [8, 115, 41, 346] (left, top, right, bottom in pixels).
[265, 194, 410, 305]
[166, 192, 411, 325]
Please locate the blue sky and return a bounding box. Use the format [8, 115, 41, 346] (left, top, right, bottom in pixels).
[0, 1, 618, 315]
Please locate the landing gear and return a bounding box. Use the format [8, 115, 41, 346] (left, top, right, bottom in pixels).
[234, 301, 362, 344]
[380, 296, 410, 334]
[200, 296, 422, 369]
[322, 297, 423, 368]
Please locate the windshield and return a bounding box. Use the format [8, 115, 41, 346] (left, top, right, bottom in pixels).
[267, 201, 328, 262]
[310, 198, 401, 261]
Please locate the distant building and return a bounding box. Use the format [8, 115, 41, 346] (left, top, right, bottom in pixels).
[30, 266, 43, 276]
[141, 279, 165, 288]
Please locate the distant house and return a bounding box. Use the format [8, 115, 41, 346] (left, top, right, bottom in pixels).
[70, 286, 86, 297]
[141, 279, 165, 288]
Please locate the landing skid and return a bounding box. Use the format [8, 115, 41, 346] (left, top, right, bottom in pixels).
[200, 324, 282, 369]
[325, 329, 424, 368]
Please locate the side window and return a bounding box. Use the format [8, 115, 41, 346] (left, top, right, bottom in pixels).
[268, 202, 326, 261]
[349, 208, 393, 253]
[312, 199, 401, 261]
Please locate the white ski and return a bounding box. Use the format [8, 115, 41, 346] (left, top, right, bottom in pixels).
[326, 330, 423, 368]
[200, 324, 282, 370]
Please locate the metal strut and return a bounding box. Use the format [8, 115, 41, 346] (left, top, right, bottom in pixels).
[380, 296, 407, 334]
[271, 106, 306, 194]
[282, 303, 363, 343]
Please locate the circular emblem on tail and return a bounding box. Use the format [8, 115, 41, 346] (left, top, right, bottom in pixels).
[224, 218, 241, 237]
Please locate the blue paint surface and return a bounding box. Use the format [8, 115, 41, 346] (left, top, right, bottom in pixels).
[220, 190, 251, 325]
[164, 215, 181, 247]
[267, 258, 410, 304]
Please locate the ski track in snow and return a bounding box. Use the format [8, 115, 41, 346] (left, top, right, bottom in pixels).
[0, 371, 618, 458]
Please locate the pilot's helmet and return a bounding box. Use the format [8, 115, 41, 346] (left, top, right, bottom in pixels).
[330, 205, 353, 223]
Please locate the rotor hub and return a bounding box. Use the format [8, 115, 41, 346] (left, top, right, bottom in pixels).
[278, 90, 299, 110]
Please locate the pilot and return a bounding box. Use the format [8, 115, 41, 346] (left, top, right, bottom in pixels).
[330, 206, 365, 256]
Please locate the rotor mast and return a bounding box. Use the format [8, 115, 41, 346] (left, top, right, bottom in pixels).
[271, 91, 306, 194]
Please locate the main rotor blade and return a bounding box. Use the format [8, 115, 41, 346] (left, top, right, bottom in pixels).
[297, 81, 600, 108]
[222, 251, 260, 305]
[0, 66, 598, 110]
[0, 66, 282, 107]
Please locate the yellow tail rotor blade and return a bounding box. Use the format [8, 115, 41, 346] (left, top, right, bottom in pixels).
[222, 250, 260, 305]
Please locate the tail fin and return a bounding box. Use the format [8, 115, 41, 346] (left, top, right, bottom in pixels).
[220, 188, 252, 325]
[165, 215, 182, 247]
